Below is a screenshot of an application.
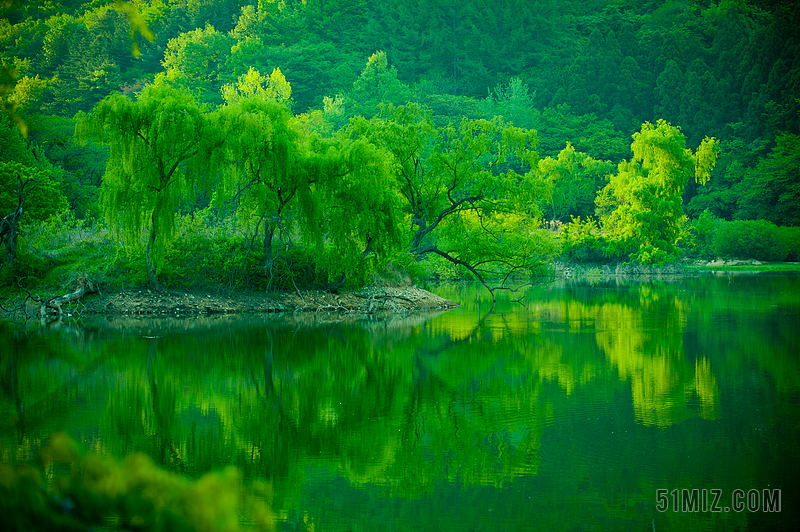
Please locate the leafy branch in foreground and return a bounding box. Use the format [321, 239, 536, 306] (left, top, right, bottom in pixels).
[0, 431, 275, 531]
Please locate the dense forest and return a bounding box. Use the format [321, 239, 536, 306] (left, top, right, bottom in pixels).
[1, 0, 799, 294]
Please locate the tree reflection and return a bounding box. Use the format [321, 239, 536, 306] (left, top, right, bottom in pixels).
[2, 274, 799, 526]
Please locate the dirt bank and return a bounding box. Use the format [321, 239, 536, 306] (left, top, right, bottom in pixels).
[18, 285, 460, 317]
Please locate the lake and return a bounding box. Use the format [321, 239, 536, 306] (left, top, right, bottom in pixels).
[2, 273, 798, 531]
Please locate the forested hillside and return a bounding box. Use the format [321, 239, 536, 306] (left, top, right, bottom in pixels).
[1, 0, 799, 293]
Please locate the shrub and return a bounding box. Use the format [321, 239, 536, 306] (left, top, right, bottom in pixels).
[713, 220, 789, 261]
[258, 246, 323, 291]
[778, 226, 800, 261]
[161, 234, 254, 291]
[561, 217, 606, 263]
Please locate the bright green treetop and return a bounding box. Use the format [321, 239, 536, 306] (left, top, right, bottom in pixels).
[220, 66, 293, 108]
[597, 119, 719, 264]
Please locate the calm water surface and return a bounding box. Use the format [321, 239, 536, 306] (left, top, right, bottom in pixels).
[2, 274, 798, 531]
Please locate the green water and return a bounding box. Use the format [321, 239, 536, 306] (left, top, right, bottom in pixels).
[2, 274, 798, 531]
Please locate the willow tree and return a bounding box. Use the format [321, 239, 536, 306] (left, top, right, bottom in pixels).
[596, 119, 719, 264]
[215, 96, 403, 287]
[314, 135, 403, 288]
[348, 104, 549, 304]
[213, 97, 307, 269]
[76, 84, 216, 287]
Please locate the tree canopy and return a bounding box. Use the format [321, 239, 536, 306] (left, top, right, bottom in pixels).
[597, 120, 719, 264]
[348, 103, 550, 302]
[75, 82, 216, 286]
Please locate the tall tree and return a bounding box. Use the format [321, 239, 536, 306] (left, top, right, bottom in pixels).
[213, 97, 306, 270]
[76, 84, 216, 287]
[214, 97, 402, 287]
[349, 103, 550, 304]
[161, 23, 232, 107]
[339, 51, 412, 120]
[314, 134, 403, 287]
[733, 133, 800, 226]
[596, 119, 719, 264]
[220, 66, 293, 108]
[535, 143, 614, 223]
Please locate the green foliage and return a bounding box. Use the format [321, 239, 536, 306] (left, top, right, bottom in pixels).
[597, 120, 719, 264]
[5, 211, 146, 291]
[0, 60, 27, 137]
[212, 97, 304, 269]
[220, 66, 293, 108]
[6, 73, 49, 116]
[0, 161, 68, 222]
[332, 51, 413, 122]
[479, 77, 537, 129]
[691, 208, 719, 259]
[535, 143, 613, 222]
[259, 246, 324, 291]
[348, 103, 551, 291]
[0, 246, 52, 287]
[228, 40, 359, 114]
[112, 0, 156, 58]
[733, 133, 800, 226]
[0, 113, 36, 166]
[161, 23, 232, 106]
[561, 216, 614, 264]
[315, 134, 404, 285]
[689, 133, 800, 228]
[162, 233, 252, 291]
[24, 114, 107, 219]
[712, 219, 789, 261]
[530, 104, 629, 163]
[412, 79, 483, 125]
[212, 95, 405, 284]
[75, 83, 217, 285]
[778, 226, 800, 261]
[2, 0, 798, 280]
[0, 432, 275, 532]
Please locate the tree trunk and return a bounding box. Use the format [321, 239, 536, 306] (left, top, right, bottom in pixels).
[0, 178, 37, 270]
[264, 222, 276, 269]
[41, 275, 98, 317]
[145, 213, 161, 289]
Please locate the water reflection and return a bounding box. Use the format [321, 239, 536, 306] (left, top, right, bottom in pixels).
[1, 274, 798, 531]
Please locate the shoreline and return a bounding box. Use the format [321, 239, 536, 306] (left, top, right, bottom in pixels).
[555, 260, 800, 278]
[7, 285, 461, 318]
[3, 261, 798, 320]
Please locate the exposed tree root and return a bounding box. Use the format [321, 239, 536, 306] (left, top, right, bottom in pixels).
[40, 275, 99, 317]
[4, 275, 99, 320]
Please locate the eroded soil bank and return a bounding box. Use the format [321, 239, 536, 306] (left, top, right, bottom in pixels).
[19, 285, 460, 317]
